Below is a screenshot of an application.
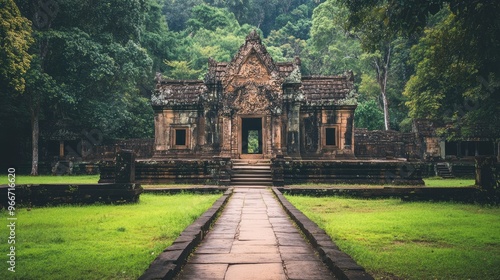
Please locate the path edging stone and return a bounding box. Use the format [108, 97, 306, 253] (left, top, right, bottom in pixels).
[138, 188, 233, 280]
[272, 187, 374, 280]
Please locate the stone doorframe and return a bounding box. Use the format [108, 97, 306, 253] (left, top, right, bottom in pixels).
[238, 114, 267, 159]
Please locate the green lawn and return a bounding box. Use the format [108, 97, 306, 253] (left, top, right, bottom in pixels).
[285, 195, 500, 280]
[0, 174, 100, 185]
[0, 193, 221, 280]
[423, 177, 475, 187]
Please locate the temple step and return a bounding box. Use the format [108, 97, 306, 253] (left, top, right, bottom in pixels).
[436, 163, 455, 178]
[231, 160, 273, 186]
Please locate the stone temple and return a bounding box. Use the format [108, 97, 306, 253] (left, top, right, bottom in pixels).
[98, 31, 427, 185]
[151, 30, 356, 160]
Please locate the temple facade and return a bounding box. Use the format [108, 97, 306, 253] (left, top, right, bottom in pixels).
[151, 30, 357, 160]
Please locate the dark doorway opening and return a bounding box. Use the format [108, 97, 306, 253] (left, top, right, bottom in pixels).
[242, 118, 262, 154]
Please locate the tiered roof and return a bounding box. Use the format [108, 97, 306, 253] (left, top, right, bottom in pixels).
[152, 31, 355, 107]
[151, 80, 206, 106]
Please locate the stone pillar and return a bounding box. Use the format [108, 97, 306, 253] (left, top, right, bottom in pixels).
[154, 110, 166, 153]
[475, 156, 497, 191]
[220, 116, 232, 157]
[115, 150, 136, 183]
[271, 155, 285, 186]
[213, 156, 231, 185]
[272, 115, 282, 156]
[287, 103, 301, 158]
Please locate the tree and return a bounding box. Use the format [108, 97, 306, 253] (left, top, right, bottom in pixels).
[404, 9, 500, 139]
[264, 4, 312, 62]
[208, 0, 250, 22]
[163, 60, 202, 79]
[0, 0, 34, 171]
[0, 0, 33, 93]
[15, 0, 155, 174]
[166, 6, 255, 78]
[163, 0, 203, 31]
[343, 0, 500, 138]
[355, 99, 385, 130]
[305, 0, 362, 75]
[349, 3, 398, 131]
[187, 4, 238, 33]
[140, 0, 174, 74]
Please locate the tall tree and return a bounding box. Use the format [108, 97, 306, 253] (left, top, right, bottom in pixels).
[0, 0, 34, 171]
[15, 0, 155, 174]
[358, 0, 500, 138]
[404, 7, 500, 139]
[344, 1, 400, 130]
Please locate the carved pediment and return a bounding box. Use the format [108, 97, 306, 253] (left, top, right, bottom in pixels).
[220, 30, 284, 115]
[223, 31, 282, 89]
[226, 51, 272, 91]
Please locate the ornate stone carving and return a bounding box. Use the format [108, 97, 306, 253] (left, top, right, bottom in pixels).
[236, 85, 267, 114]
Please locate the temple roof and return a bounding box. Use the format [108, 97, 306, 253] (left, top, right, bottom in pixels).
[151, 79, 206, 107]
[301, 74, 354, 105]
[152, 31, 355, 107]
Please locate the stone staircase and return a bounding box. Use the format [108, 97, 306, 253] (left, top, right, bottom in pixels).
[436, 162, 455, 178]
[230, 159, 273, 186]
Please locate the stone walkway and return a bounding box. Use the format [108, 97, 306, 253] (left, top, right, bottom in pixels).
[175, 188, 336, 280]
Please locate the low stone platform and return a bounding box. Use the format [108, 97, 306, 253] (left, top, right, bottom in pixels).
[0, 183, 143, 207]
[278, 186, 480, 203]
[99, 159, 425, 186]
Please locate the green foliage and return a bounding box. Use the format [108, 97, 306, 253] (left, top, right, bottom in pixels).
[357, 73, 379, 101]
[286, 195, 500, 280]
[166, 8, 251, 78]
[343, 0, 500, 138]
[247, 130, 259, 154]
[0, 174, 100, 184]
[4, 0, 498, 164]
[187, 4, 238, 32]
[305, 0, 362, 75]
[164, 60, 202, 80]
[0, 193, 221, 280]
[140, 0, 174, 73]
[423, 177, 475, 188]
[354, 100, 384, 130]
[14, 0, 157, 143]
[404, 8, 500, 139]
[0, 0, 34, 93]
[163, 0, 204, 31]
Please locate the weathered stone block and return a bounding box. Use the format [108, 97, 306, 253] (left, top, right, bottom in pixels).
[114, 150, 135, 183]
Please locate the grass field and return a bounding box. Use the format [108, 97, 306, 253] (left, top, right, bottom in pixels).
[423, 177, 475, 187]
[0, 175, 206, 188]
[285, 195, 500, 280]
[0, 174, 100, 185]
[0, 193, 221, 280]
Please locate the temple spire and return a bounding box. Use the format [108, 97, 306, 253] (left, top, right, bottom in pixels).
[245, 29, 261, 43]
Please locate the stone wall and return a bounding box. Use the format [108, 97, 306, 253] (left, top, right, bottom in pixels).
[354, 129, 419, 159]
[281, 160, 425, 185]
[299, 106, 356, 159]
[85, 138, 154, 160]
[99, 158, 231, 185]
[0, 183, 143, 207]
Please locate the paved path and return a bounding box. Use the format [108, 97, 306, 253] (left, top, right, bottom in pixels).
[176, 188, 336, 280]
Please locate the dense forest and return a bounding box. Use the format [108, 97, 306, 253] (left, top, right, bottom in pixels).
[1, 0, 499, 173]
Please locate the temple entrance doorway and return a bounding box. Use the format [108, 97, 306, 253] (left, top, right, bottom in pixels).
[240, 117, 263, 159]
